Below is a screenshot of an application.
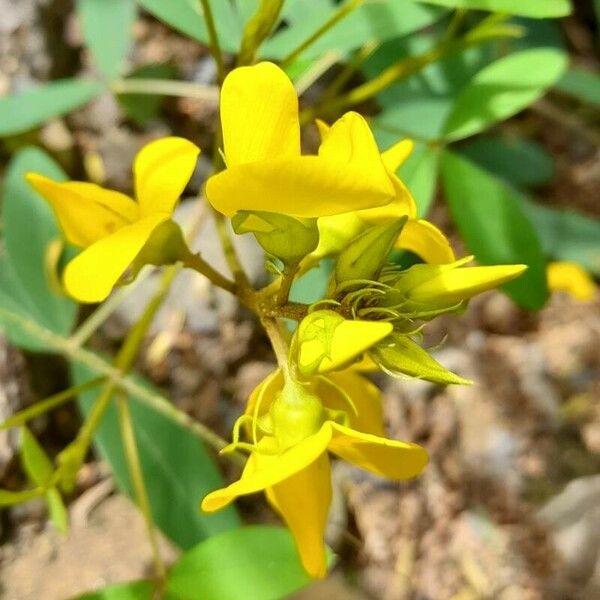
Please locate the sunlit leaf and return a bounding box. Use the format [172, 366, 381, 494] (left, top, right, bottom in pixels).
[0, 79, 102, 137]
[77, 0, 136, 78]
[443, 48, 568, 141]
[408, 0, 571, 18]
[441, 150, 548, 309]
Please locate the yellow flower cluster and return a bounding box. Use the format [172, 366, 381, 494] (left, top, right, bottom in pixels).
[27, 62, 531, 578]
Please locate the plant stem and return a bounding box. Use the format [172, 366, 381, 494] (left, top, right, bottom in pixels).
[300, 19, 519, 124]
[260, 316, 289, 368]
[276, 262, 300, 307]
[280, 0, 364, 68]
[213, 211, 252, 292]
[183, 253, 237, 294]
[0, 307, 240, 461]
[199, 0, 226, 84]
[110, 78, 218, 101]
[117, 392, 166, 584]
[0, 377, 104, 431]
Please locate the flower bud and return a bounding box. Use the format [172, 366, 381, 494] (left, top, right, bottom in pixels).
[371, 333, 471, 385]
[270, 378, 326, 449]
[335, 217, 407, 286]
[232, 210, 319, 263]
[133, 219, 193, 268]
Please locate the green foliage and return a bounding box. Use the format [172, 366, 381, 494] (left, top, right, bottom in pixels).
[262, 0, 445, 60]
[137, 0, 244, 52]
[0, 80, 102, 137]
[72, 364, 240, 549]
[21, 427, 69, 533]
[77, 0, 137, 78]
[460, 136, 555, 187]
[408, 0, 572, 18]
[0, 148, 77, 350]
[117, 63, 178, 124]
[166, 526, 318, 600]
[441, 151, 548, 309]
[72, 581, 170, 600]
[555, 68, 600, 107]
[443, 48, 568, 141]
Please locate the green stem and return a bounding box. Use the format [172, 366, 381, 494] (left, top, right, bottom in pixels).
[280, 0, 364, 68]
[0, 377, 104, 431]
[276, 262, 300, 307]
[110, 78, 218, 101]
[117, 392, 166, 584]
[301, 18, 519, 124]
[213, 211, 252, 292]
[199, 0, 226, 84]
[183, 253, 237, 294]
[0, 307, 239, 460]
[260, 316, 289, 370]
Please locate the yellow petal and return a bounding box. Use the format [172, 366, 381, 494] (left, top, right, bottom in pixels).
[266, 453, 331, 579]
[26, 174, 138, 247]
[63, 213, 169, 303]
[134, 137, 200, 216]
[328, 422, 428, 480]
[221, 62, 300, 166]
[547, 261, 596, 302]
[381, 139, 414, 172]
[298, 312, 393, 375]
[321, 371, 386, 437]
[410, 263, 528, 304]
[206, 155, 394, 218]
[245, 369, 283, 421]
[201, 425, 333, 512]
[315, 119, 330, 141]
[315, 213, 365, 257]
[395, 219, 455, 264]
[357, 181, 417, 222]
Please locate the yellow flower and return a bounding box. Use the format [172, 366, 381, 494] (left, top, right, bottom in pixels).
[26, 137, 200, 302]
[201, 370, 427, 578]
[205, 62, 395, 218]
[547, 261, 596, 302]
[315, 119, 454, 265]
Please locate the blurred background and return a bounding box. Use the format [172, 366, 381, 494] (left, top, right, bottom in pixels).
[0, 1, 599, 599]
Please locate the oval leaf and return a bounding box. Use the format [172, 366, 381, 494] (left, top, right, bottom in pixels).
[408, 0, 571, 18]
[443, 48, 568, 141]
[0, 79, 102, 137]
[441, 150, 548, 309]
[0, 147, 77, 350]
[78, 0, 137, 78]
[72, 363, 240, 549]
[166, 526, 317, 600]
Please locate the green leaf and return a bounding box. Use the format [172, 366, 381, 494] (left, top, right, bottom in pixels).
[0, 79, 102, 137]
[20, 427, 53, 486]
[289, 259, 332, 306]
[460, 136, 554, 187]
[166, 526, 316, 600]
[441, 150, 548, 309]
[555, 68, 600, 107]
[262, 0, 444, 59]
[117, 63, 178, 125]
[0, 147, 77, 350]
[137, 0, 243, 52]
[443, 48, 568, 141]
[46, 488, 69, 534]
[72, 363, 240, 549]
[71, 580, 165, 600]
[399, 145, 442, 217]
[369, 37, 496, 141]
[77, 0, 137, 78]
[520, 201, 600, 276]
[0, 487, 45, 506]
[408, 0, 571, 18]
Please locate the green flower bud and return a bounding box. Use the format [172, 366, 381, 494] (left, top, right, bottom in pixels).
[371, 333, 471, 385]
[270, 378, 326, 449]
[335, 217, 407, 286]
[232, 210, 319, 264]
